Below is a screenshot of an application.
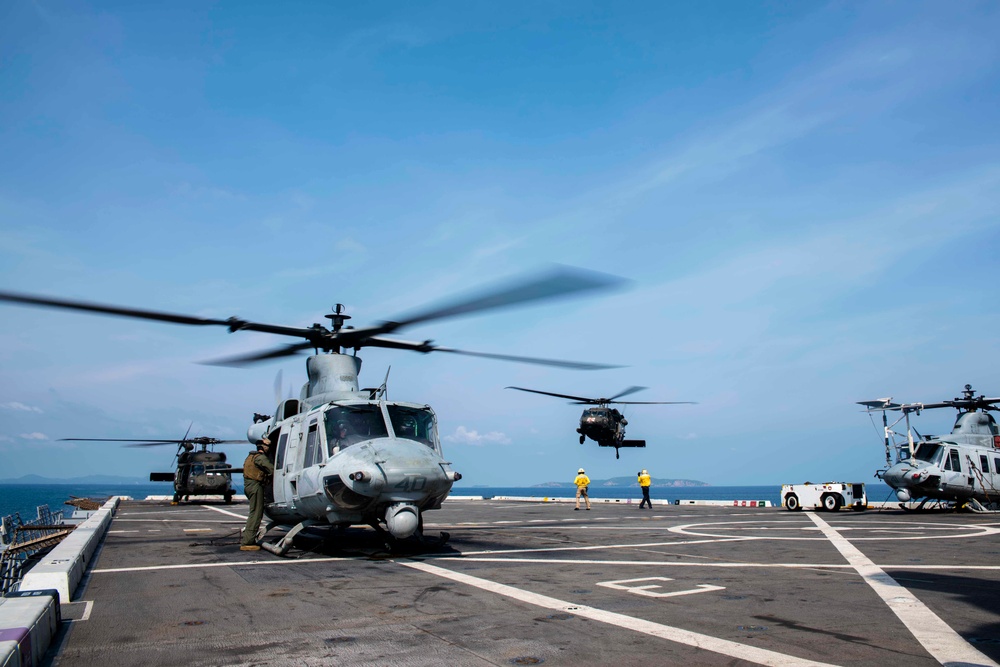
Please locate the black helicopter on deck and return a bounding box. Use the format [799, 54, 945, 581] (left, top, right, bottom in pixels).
[506, 386, 695, 458]
[60, 432, 245, 504]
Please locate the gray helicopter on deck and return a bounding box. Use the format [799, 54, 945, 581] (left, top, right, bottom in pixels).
[59, 431, 245, 504]
[505, 386, 695, 458]
[1, 267, 623, 554]
[859, 384, 1000, 511]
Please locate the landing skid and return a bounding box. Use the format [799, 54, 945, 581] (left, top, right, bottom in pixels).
[260, 519, 317, 557]
[900, 498, 931, 512]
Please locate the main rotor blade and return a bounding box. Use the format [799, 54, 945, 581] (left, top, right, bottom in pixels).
[610, 400, 697, 405]
[0, 290, 317, 339]
[0, 291, 235, 326]
[59, 438, 182, 443]
[505, 386, 598, 402]
[60, 437, 246, 445]
[365, 336, 620, 370]
[369, 266, 628, 336]
[431, 347, 621, 370]
[200, 341, 314, 367]
[608, 386, 647, 402]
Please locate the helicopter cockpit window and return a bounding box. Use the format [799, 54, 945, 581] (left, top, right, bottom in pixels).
[387, 405, 438, 448]
[913, 443, 943, 463]
[324, 405, 389, 454]
[191, 464, 205, 476]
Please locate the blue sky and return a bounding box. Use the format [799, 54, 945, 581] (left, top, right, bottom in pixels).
[1, 1, 998, 486]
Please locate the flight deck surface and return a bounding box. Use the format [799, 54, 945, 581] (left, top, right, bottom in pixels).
[47, 499, 1000, 666]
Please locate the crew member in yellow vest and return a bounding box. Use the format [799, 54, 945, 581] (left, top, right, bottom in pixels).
[574, 468, 591, 510]
[638, 469, 652, 509]
[240, 438, 275, 551]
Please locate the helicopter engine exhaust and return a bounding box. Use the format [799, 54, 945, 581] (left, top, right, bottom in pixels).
[385, 502, 420, 539]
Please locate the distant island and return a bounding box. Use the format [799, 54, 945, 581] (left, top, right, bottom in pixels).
[533, 476, 708, 488]
[0, 474, 158, 485]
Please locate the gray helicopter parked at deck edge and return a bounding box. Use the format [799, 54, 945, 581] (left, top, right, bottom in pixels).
[859, 384, 1000, 510]
[505, 386, 695, 458]
[1, 267, 624, 554]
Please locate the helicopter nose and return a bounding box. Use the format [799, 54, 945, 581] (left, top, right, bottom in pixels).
[882, 463, 910, 486]
[371, 438, 452, 495]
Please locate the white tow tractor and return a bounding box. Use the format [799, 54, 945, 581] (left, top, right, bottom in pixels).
[781, 482, 867, 512]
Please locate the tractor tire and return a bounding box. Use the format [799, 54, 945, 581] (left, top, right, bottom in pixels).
[822, 494, 841, 512]
[785, 494, 800, 511]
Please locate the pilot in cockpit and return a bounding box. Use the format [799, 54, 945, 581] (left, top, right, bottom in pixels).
[328, 420, 351, 456]
[397, 415, 417, 439]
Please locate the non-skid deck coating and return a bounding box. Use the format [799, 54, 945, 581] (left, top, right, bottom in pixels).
[46, 499, 1000, 666]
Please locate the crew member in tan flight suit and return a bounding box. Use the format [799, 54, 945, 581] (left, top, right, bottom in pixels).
[240, 438, 274, 551]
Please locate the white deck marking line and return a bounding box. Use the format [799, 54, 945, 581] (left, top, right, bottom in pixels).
[399, 559, 837, 667]
[199, 505, 248, 519]
[808, 511, 998, 666]
[88, 554, 1000, 576]
[92, 556, 357, 573]
[183, 528, 213, 533]
[436, 557, 854, 568]
[458, 537, 751, 556]
[671, 519, 1000, 542]
[65, 600, 94, 624]
[436, 556, 1000, 571]
[107, 530, 141, 534]
[115, 518, 243, 523]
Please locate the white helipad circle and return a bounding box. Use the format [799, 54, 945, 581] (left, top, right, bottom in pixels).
[669, 519, 1000, 541]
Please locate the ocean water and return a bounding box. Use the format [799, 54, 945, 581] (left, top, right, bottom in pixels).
[0, 482, 898, 520]
[0, 483, 175, 521]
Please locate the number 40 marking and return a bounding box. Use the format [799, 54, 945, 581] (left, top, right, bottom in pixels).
[394, 476, 427, 491]
[597, 576, 725, 598]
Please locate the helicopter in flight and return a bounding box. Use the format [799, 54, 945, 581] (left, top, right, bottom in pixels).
[0, 267, 623, 554]
[858, 384, 1000, 511]
[59, 430, 246, 504]
[505, 386, 695, 458]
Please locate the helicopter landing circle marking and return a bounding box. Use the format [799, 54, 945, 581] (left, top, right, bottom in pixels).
[669, 519, 1000, 541]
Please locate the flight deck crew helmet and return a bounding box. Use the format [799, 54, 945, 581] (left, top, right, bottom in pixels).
[578, 468, 585, 474]
[641, 469, 648, 475]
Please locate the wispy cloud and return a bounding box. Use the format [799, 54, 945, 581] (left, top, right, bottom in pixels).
[443, 425, 511, 446]
[20, 432, 48, 440]
[1, 402, 43, 413]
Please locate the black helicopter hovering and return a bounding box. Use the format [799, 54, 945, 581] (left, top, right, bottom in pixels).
[60, 431, 246, 504]
[506, 386, 695, 458]
[1, 267, 623, 554]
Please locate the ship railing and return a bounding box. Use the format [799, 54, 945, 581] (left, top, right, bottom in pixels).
[1, 505, 74, 597]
